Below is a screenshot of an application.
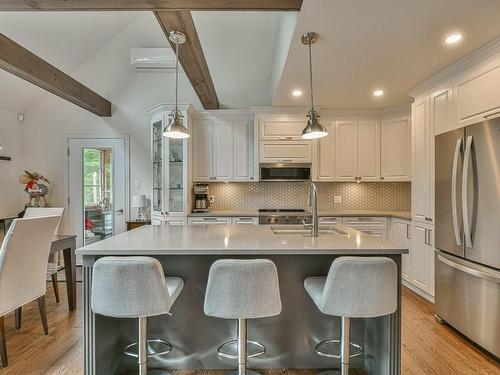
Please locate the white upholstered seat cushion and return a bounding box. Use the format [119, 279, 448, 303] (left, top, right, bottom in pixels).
[304, 257, 397, 318]
[91, 256, 183, 319]
[204, 259, 282, 320]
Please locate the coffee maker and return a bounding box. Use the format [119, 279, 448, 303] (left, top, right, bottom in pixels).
[193, 183, 211, 212]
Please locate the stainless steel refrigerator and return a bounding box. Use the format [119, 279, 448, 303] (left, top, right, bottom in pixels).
[435, 117, 499, 358]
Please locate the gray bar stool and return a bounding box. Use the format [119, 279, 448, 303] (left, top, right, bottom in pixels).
[204, 259, 282, 375]
[91, 256, 184, 375]
[304, 257, 397, 375]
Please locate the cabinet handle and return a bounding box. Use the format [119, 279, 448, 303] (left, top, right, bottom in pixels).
[381, 177, 385, 180]
[406, 224, 410, 240]
[278, 137, 293, 140]
[281, 159, 292, 163]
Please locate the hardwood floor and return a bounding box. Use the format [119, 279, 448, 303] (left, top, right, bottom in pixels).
[0, 283, 497, 374]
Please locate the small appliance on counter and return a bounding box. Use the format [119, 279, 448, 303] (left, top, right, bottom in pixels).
[192, 183, 211, 213]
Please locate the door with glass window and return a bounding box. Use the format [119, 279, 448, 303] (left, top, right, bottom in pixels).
[68, 138, 126, 250]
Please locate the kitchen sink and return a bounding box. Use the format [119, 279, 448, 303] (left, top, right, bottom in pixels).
[271, 225, 347, 236]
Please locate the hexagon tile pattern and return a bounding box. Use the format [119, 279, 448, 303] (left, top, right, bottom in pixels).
[207, 182, 411, 211]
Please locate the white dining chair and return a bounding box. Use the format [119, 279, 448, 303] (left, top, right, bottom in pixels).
[0, 215, 60, 367]
[23, 208, 64, 304]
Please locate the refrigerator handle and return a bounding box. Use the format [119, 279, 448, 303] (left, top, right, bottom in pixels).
[438, 253, 500, 284]
[451, 138, 463, 246]
[462, 135, 473, 248]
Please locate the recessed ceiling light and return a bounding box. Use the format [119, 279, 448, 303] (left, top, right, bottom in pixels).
[445, 33, 462, 44]
[292, 89, 303, 97]
[373, 90, 384, 97]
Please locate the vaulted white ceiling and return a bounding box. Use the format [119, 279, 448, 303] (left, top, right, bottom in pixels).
[273, 0, 500, 109]
[0, 12, 141, 113]
[1, 2, 500, 115]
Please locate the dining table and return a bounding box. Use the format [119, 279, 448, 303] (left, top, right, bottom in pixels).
[50, 235, 78, 311]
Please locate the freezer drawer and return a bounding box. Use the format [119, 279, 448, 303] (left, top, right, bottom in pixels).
[435, 252, 500, 357]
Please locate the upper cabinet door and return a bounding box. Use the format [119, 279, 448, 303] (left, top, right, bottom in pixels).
[381, 117, 411, 181]
[431, 88, 453, 135]
[412, 96, 431, 223]
[334, 121, 358, 181]
[233, 120, 254, 181]
[259, 120, 305, 140]
[357, 120, 380, 181]
[193, 119, 213, 182]
[456, 57, 500, 127]
[313, 121, 335, 181]
[212, 121, 234, 181]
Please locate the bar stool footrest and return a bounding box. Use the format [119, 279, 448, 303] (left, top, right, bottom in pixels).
[315, 339, 363, 359]
[217, 339, 266, 360]
[124, 338, 172, 359]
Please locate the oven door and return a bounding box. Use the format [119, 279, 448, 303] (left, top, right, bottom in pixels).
[260, 164, 311, 181]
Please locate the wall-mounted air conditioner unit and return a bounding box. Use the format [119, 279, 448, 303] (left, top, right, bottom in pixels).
[130, 48, 182, 72]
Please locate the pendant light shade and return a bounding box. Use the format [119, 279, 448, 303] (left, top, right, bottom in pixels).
[302, 110, 328, 139]
[301, 32, 328, 140]
[163, 31, 189, 139]
[163, 110, 189, 139]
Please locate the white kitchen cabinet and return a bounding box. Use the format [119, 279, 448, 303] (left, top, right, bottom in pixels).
[342, 216, 387, 239]
[431, 87, 454, 135]
[381, 117, 411, 181]
[455, 55, 500, 127]
[389, 219, 411, 281]
[232, 217, 258, 225]
[193, 117, 253, 182]
[260, 141, 312, 163]
[233, 120, 254, 181]
[334, 120, 358, 181]
[312, 121, 335, 181]
[410, 222, 435, 297]
[411, 96, 434, 224]
[259, 120, 305, 140]
[192, 119, 213, 182]
[188, 216, 232, 225]
[318, 216, 341, 225]
[357, 120, 380, 181]
[150, 105, 190, 221]
[334, 120, 380, 181]
[213, 121, 233, 181]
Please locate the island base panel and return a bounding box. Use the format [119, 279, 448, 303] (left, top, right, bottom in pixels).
[84, 254, 401, 375]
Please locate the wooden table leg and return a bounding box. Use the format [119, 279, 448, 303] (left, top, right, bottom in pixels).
[63, 246, 77, 311]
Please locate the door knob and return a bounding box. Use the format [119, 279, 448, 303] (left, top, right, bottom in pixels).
[114, 209, 124, 214]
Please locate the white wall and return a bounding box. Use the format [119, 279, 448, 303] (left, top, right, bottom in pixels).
[0, 108, 24, 217]
[17, 13, 200, 231]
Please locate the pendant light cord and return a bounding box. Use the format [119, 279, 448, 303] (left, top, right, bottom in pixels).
[174, 37, 179, 113]
[308, 42, 315, 114]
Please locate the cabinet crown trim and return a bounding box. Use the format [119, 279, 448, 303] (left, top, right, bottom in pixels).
[407, 35, 500, 98]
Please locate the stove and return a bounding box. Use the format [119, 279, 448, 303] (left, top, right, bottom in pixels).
[258, 209, 312, 225]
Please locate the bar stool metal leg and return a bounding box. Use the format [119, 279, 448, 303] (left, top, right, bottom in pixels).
[139, 317, 148, 375]
[340, 317, 350, 375]
[238, 319, 247, 375]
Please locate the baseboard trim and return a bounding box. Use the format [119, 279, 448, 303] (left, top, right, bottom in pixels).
[403, 279, 435, 303]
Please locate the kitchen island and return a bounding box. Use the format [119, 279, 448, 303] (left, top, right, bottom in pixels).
[77, 224, 408, 375]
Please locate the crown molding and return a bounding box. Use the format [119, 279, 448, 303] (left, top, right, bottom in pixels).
[407, 36, 500, 98]
[191, 108, 254, 120]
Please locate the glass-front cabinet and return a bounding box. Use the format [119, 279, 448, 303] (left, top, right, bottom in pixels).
[150, 104, 191, 225]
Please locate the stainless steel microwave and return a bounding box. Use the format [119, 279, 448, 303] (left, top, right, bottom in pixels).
[260, 163, 311, 181]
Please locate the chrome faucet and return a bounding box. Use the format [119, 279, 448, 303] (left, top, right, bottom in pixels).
[306, 182, 319, 237]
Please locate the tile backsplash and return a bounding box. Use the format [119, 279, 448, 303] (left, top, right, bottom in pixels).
[207, 182, 411, 211]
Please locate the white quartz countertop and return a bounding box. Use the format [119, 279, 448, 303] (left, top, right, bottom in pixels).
[77, 224, 408, 256]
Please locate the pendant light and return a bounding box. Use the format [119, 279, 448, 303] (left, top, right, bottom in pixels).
[301, 32, 328, 140]
[163, 31, 189, 139]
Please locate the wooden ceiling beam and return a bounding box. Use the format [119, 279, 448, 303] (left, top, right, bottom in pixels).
[0, 1, 303, 11]
[155, 11, 219, 110]
[0, 33, 112, 117]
